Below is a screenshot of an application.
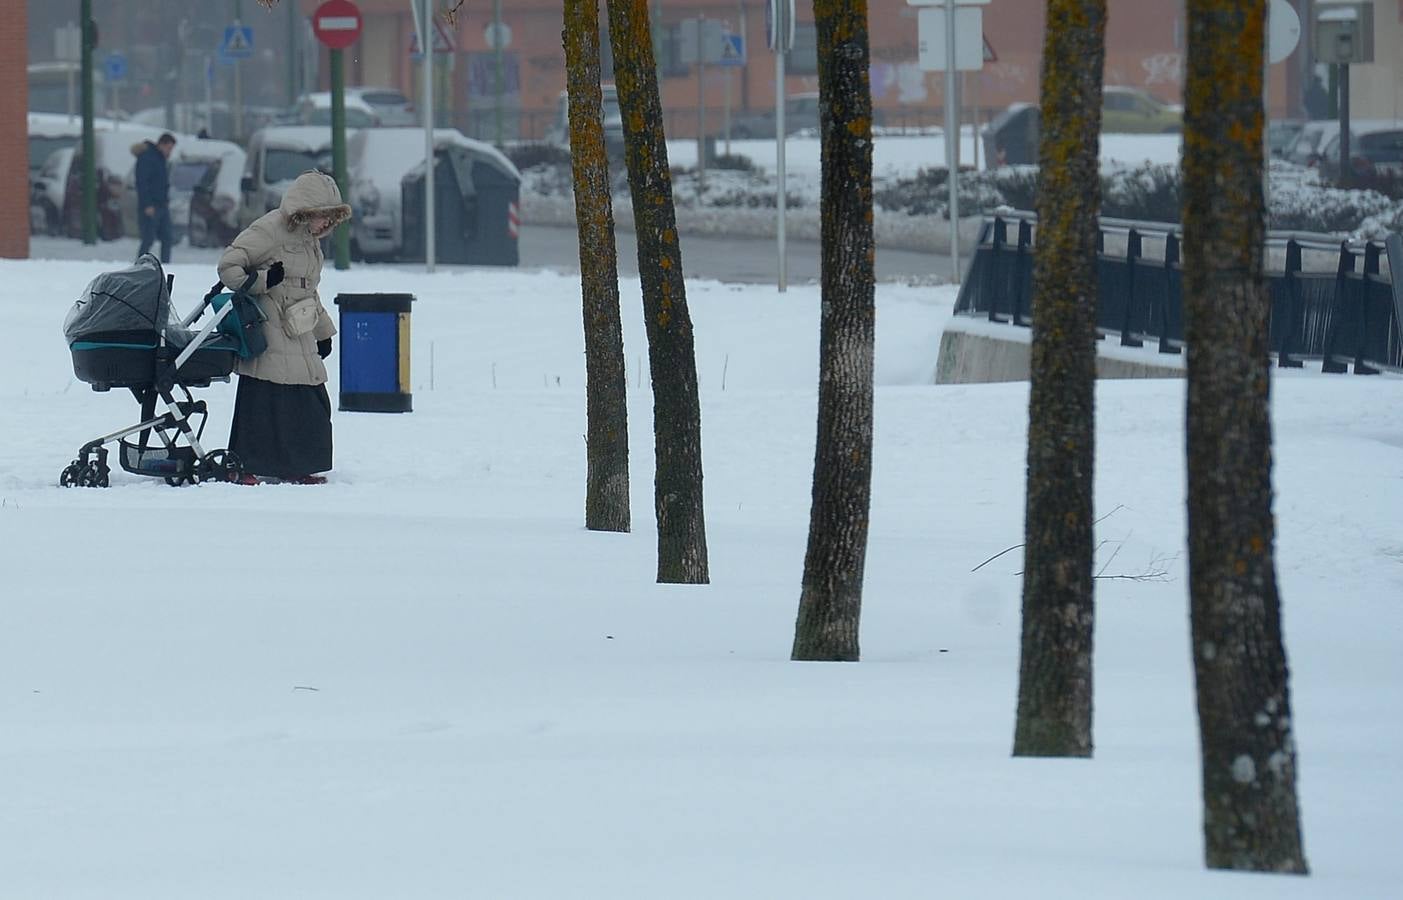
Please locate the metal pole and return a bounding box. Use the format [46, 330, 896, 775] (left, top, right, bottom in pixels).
[331, 47, 350, 270]
[493, 0, 504, 146]
[1263, 0, 1271, 208]
[81, 0, 96, 244]
[422, 0, 436, 272]
[233, 0, 244, 143]
[944, 0, 961, 284]
[697, 14, 707, 192]
[1338, 62, 1350, 190]
[776, 3, 787, 292]
[288, 0, 297, 105]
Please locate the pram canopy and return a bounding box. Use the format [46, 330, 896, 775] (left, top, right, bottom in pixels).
[64, 255, 239, 390]
[65, 255, 182, 345]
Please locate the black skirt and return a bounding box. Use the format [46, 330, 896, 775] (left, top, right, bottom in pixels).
[228, 376, 333, 478]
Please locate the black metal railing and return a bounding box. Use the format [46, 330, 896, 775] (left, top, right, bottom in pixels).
[955, 212, 1403, 374]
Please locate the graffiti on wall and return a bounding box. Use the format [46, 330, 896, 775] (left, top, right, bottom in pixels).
[871, 61, 930, 104]
[1140, 53, 1183, 87]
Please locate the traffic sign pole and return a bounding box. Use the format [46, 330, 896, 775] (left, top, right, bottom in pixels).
[944, 0, 960, 284]
[313, 0, 363, 269]
[81, 0, 96, 245]
[419, 0, 435, 272]
[331, 46, 350, 270]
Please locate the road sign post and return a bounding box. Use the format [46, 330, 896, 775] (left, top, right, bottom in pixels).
[81, 0, 96, 245]
[314, 0, 363, 271]
[768, 0, 794, 292]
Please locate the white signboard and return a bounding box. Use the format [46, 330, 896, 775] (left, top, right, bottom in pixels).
[1268, 0, 1300, 64]
[917, 7, 984, 72]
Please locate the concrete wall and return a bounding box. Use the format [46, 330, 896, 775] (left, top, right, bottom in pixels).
[934, 323, 1186, 385]
[0, 3, 28, 259]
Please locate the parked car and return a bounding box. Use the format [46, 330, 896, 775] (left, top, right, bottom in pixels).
[187, 142, 250, 249]
[30, 146, 74, 236]
[293, 92, 381, 128]
[1268, 119, 1306, 159]
[724, 92, 822, 140]
[1318, 122, 1403, 180]
[27, 111, 125, 176]
[1100, 86, 1181, 133]
[130, 102, 285, 143]
[1287, 119, 1401, 169]
[118, 138, 245, 246]
[1286, 120, 1337, 167]
[347, 126, 517, 262]
[345, 87, 416, 126]
[545, 83, 625, 155]
[61, 125, 175, 241]
[238, 126, 340, 229]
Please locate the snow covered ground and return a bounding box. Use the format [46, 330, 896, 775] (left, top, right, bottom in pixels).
[1, 252, 1401, 897]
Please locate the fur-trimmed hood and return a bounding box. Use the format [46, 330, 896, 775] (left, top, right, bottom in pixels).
[279, 170, 352, 231]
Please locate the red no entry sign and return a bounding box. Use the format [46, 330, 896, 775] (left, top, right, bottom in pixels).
[313, 0, 363, 49]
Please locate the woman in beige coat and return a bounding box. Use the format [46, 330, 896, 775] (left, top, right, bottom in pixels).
[217, 170, 351, 484]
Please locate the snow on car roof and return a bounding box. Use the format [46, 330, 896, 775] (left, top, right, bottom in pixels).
[254, 125, 344, 152]
[176, 138, 247, 200]
[349, 127, 519, 195]
[27, 111, 126, 137]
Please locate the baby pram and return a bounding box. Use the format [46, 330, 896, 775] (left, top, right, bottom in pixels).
[60, 254, 264, 487]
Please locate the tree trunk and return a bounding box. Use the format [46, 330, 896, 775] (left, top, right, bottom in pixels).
[790, 0, 875, 663]
[1182, 0, 1308, 874]
[604, 0, 709, 584]
[1011, 0, 1105, 758]
[564, 0, 630, 534]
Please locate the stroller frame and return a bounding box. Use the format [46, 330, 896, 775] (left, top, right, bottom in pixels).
[60, 263, 259, 488]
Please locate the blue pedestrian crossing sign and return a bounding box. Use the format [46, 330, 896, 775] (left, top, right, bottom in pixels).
[220, 24, 255, 61]
[717, 32, 745, 66]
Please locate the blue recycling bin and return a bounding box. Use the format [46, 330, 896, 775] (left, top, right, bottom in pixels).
[334, 293, 413, 413]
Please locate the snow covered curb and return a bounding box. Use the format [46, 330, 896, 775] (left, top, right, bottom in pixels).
[518, 191, 984, 255]
[934, 313, 1187, 384]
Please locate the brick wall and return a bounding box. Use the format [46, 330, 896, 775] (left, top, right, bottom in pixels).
[0, 4, 29, 259]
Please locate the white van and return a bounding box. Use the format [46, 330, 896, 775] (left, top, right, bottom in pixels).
[238, 126, 343, 229]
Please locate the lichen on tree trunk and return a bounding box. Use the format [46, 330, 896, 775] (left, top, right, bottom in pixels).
[1181, 0, 1308, 875]
[564, 0, 630, 535]
[604, 0, 709, 584]
[1012, 0, 1105, 759]
[790, 0, 875, 663]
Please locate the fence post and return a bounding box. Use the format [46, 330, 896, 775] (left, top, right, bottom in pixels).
[1322, 241, 1355, 373]
[1388, 233, 1403, 360]
[1278, 239, 1304, 368]
[988, 216, 1008, 323]
[1120, 228, 1143, 347]
[1012, 219, 1033, 327]
[1159, 231, 1182, 355]
[1352, 242, 1381, 375]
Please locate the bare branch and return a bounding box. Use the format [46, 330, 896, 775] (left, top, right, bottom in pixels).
[971, 542, 1023, 573]
[1094, 503, 1126, 525]
[444, 1, 467, 26]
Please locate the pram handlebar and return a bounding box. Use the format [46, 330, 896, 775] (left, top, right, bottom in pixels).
[163, 270, 262, 387]
[182, 270, 260, 329]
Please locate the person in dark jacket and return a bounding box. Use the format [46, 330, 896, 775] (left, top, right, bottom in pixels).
[133, 133, 177, 263]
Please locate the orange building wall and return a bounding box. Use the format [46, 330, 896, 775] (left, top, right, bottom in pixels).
[315, 0, 1301, 139]
[0, 2, 29, 259]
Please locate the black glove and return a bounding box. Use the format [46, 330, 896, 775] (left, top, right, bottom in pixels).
[317, 338, 332, 359]
[264, 261, 285, 289]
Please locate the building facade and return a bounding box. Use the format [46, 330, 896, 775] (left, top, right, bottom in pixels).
[310, 0, 1401, 141]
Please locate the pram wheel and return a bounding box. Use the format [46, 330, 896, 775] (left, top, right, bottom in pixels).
[59, 461, 83, 487]
[60, 460, 109, 488]
[193, 449, 244, 484]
